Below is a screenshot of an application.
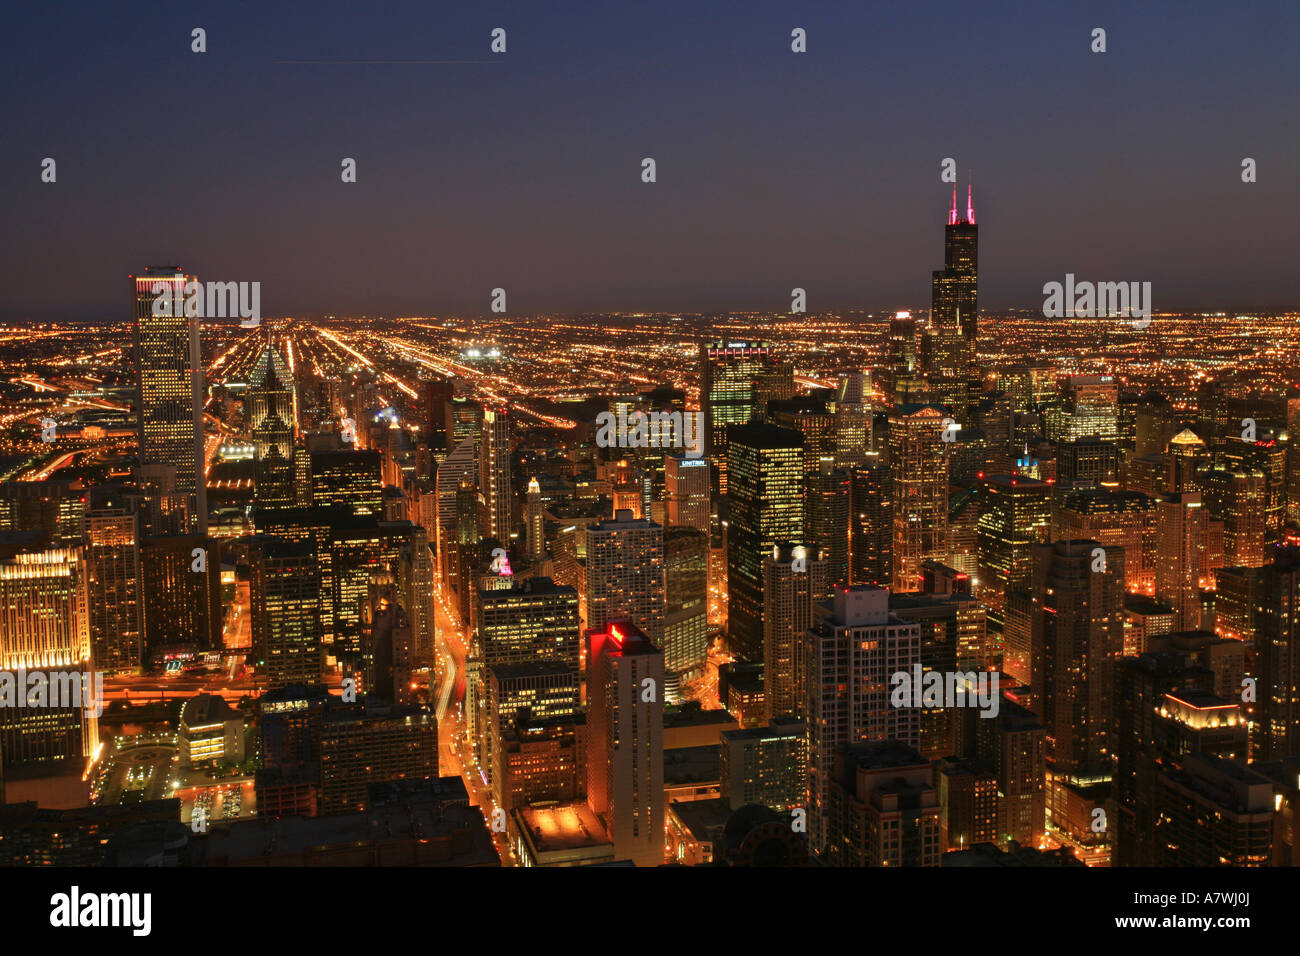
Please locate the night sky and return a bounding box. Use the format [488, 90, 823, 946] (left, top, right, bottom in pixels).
[4, 0, 1298, 320]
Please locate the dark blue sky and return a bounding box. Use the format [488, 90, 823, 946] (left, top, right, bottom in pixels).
[4, 0, 1298, 319]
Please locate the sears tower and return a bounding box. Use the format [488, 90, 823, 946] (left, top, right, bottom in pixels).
[926, 181, 978, 419]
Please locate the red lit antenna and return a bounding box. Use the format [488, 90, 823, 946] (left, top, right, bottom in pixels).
[949, 182, 958, 225]
[966, 176, 975, 224]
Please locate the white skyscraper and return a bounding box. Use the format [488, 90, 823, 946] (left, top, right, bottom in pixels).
[586, 620, 664, 867]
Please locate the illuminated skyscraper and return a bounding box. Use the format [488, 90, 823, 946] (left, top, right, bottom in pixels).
[84, 506, 142, 673]
[1113, 653, 1221, 865]
[700, 341, 791, 494]
[849, 457, 892, 587]
[0, 481, 85, 547]
[999, 364, 1053, 419]
[1151, 752, 1275, 867]
[1194, 381, 1234, 445]
[664, 527, 709, 678]
[133, 464, 189, 537]
[763, 543, 828, 720]
[327, 518, 430, 647]
[585, 510, 665, 647]
[422, 375, 454, 449]
[973, 698, 1046, 849]
[251, 537, 322, 690]
[921, 320, 968, 416]
[478, 407, 513, 541]
[449, 481, 480, 623]
[928, 182, 978, 416]
[665, 454, 710, 533]
[726, 423, 804, 663]
[445, 396, 483, 454]
[477, 577, 581, 668]
[318, 704, 438, 815]
[1056, 437, 1120, 485]
[936, 757, 999, 851]
[891, 562, 988, 759]
[1043, 375, 1120, 445]
[1201, 467, 1268, 568]
[1288, 394, 1300, 526]
[883, 312, 922, 406]
[0, 542, 96, 769]
[1256, 548, 1300, 761]
[975, 474, 1052, 624]
[362, 575, 413, 707]
[435, 437, 477, 594]
[1029, 540, 1125, 780]
[393, 523, 436, 666]
[1155, 492, 1207, 631]
[585, 620, 664, 867]
[888, 405, 949, 593]
[825, 740, 942, 867]
[1217, 436, 1287, 549]
[941, 181, 978, 339]
[806, 457, 850, 589]
[132, 267, 207, 534]
[832, 372, 873, 466]
[805, 586, 921, 854]
[483, 661, 580, 797]
[1133, 392, 1179, 458]
[974, 392, 1016, 473]
[310, 449, 383, 516]
[494, 715, 583, 817]
[1165, 429, 1210, 494]
[524, 477, 545, 560]
[768, 395, 836, 477]
[719, 716, 807, 812]
[1057, 488, 1158, 594]
[248, 344, 294, 459]
[292, 442, 312, 507]
[139, 534, 222, 658]
[1215, 566, 1258, 643]
[468, 577, 579, 776]
[248, 343, 296, 509]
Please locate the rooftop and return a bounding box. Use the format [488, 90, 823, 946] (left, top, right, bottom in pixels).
[720, 718, 805, 743]
[180, 693, 241, 727]
[668, 796, 732, 841]
[515, 801, 609, 852]
[841, 739, 927, 772]
[664, 745, 721, 786]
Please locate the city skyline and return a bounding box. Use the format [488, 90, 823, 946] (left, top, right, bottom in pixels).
[0, 187, 1296, 878]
